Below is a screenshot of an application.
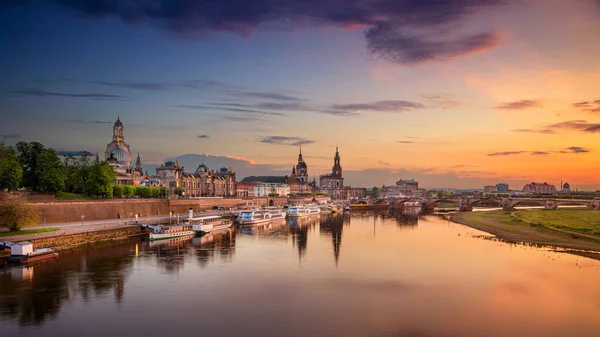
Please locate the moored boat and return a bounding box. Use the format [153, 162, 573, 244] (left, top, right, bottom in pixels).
[187, 215, 233, 234]
[148, 224, 195, 241]
[7, 242, 59, 264]
[238, 208, 286, 225]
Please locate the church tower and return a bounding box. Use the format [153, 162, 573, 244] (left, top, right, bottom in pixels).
[135, 153, 142, 173]
[113, 114, 124, 142]
[295, 146, 308, 184]
[332, 146, 342, 177]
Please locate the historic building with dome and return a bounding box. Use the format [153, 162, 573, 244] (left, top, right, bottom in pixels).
[105, 115, 142, 185]
[155, 160, 236, 197]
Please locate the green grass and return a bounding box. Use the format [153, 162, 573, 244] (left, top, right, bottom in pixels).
[0, 228, 60, 237]
[515, 209, 600, 236]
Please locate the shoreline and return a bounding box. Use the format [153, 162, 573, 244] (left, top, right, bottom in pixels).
[450, 211, 600, 259]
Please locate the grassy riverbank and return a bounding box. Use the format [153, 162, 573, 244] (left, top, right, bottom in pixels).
[0, 228, 59, 237]
[451, 209, 600, 252]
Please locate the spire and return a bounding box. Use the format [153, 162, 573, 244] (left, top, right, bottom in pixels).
[117, 113, 120, 121]
[95, 152, 100, 163]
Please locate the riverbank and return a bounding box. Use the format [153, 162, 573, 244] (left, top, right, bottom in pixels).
[451, 210, 600, 255]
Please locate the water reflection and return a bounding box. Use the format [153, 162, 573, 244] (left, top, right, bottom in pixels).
[1, 214, 600, 337]
[0, 238, 137, 326]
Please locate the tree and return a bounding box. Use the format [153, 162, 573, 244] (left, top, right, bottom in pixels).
[113, 185, 124, 198]
[0, 147, 23, 190]
[174, 187, 184, 196]
[0, 194, 40, 231]
[15, 141, 45, 190]
[123, 185, 135, 198]
[86, 162, 116, 198]
[35, 148, 66, 193]
[372, 186, 380, 198]
[160, 186, 168, 198]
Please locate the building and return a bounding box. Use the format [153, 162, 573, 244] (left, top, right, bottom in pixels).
[254, 182, 290, 197]
[483, 185, 497, 194]
[155, 161, 235, 197]
[381, 179, 419, 198]
[522, 182, 557, 195]
[562, 182, 571, 192]
[104, 115, 142, 185]
[496, 183, 509, 193]
[236, 182, 257, 198]
[316, 147, 366, 200]
[155, 160, 184, 195]
[240, 148, 315, 195]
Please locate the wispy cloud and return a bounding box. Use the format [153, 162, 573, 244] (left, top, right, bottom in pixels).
[0, 133, 21, 140]
[68, 119, 112, 124]
[418, 94, 461, 109]
[512, 129, 556, 134]
[259, 136, 316, 146]
[328, 100, 425, 115]
[494, 100, 540, 110]
[378, 160, 391, 166]
[197, 135, 210, 139]
[572, 99, 600, 113]
[243, 92, 303, 102]
[530, 151, 549, 155]
[398, 140, 415, 144]
[487, 151, 526, 157]
[9, 89, 125, 100]
[547, 120, 600, 133]
[565, 146, 590, 154]
[175, 104, 284, 117]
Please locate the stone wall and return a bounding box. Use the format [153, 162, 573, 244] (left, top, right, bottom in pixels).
[31, 226, 143, 250]
[28, 196, 332, 224]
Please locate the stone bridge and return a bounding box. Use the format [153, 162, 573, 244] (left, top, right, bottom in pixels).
[395, 197, 600, 212]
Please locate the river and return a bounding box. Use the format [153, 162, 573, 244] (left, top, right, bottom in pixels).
[1, 211, 600, 337]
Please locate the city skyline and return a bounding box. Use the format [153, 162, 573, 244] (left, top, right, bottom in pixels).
[2, 0, 600, 189]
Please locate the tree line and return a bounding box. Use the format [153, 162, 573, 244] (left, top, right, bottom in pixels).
[0, 141, 166, 199]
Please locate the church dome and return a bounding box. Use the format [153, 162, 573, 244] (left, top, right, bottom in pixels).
[196, 163, 209, 172]
[563, 182, 570, 189]
[108, 146, 131, 164]
[219, 167, 229, 173]
[297, 161, 307, 169]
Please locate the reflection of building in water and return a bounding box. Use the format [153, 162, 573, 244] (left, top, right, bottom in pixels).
[393, 213, 419, 228]
[319, 214, 346, 265]
[0, 238, 138, 326]
[289, 216, 319, 261]
[193, 229, 236, 268]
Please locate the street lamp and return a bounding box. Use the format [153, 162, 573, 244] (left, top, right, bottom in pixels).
[81, 215, 85, 226]
[135, 213, 139, 223]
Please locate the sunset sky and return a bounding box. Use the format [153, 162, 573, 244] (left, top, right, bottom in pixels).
[1, 0, 600, 189]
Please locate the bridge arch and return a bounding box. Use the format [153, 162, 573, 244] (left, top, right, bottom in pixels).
[469, 199, 502, 207]
[510, 200, 546, 208]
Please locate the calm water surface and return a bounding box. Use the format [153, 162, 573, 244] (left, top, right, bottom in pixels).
[2, 212, 600, 337]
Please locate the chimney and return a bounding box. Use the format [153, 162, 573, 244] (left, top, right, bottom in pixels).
[188, 208, 193, 219]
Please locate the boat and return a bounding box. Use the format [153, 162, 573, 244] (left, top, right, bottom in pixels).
[343, 205, 350, 212]
[187, 215, 232, 234]
[349, 200, 370, 209]
[287, 204, 320, 218]
[403, 201, 422, 208]
[238, 207, 286, 225]
[7, 242, 59, 264]
[148, 224, 195, 241]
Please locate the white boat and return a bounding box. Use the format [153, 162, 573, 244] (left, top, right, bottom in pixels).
[187, 215, 232, 234]
[238, 208, 286, 225]
[148, 224, 195, 241]
[287, 204, 320, 218]
[404, 201, 422, 208]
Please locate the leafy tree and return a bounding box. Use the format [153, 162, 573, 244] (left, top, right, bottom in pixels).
[113, 184, 124, 198]
[174, 187, 184, 196]
[0, 194, 40, 231]
[123, 185, 135, 198]
[63, 154, 91, 194]
[151, 187, 162, 198]
[160, 186, 168, 198]
[35, 148, 66, 193]
[372, 186, 380, 198]
[86, 162, 116, 198]
[0, 147, 23, 190]
[15, 141, 45, 190]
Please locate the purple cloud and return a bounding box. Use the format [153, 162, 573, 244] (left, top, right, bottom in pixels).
[494, 100, 540, 110]
[23, 0, 505, 64]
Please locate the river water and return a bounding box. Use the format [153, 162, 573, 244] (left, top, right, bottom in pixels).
[1, 212, 600, 337]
